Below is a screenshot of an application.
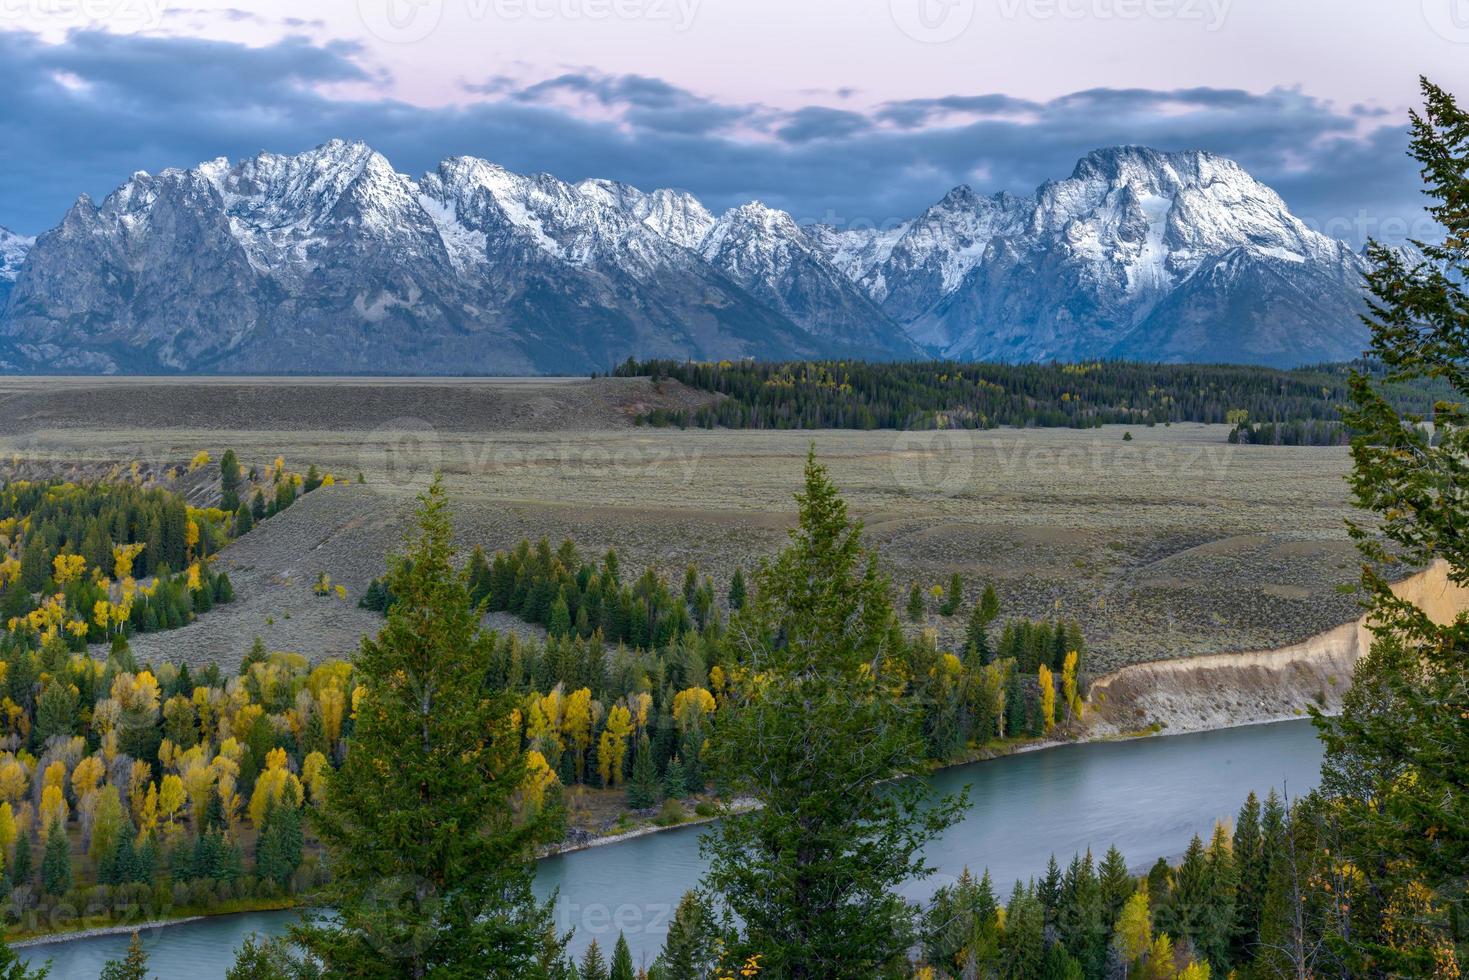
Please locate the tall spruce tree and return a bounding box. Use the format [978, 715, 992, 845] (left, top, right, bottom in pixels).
[653, 891, 721, 980]
[1322, 77, 1469, 973]
[40, 822, 69, 896]
[702, 451, 965, 978]
[609, 934, 634, 980]
[290, 476, 561, 977]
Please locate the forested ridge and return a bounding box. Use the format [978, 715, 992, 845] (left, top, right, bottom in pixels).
[612, 357, 1450, 444]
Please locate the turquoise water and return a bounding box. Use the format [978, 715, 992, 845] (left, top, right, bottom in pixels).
[20, 719, 1324, 977]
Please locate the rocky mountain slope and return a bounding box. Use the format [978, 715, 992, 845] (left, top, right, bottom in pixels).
[0, 142, 1375, 373]
[0, 227, 31, 310]
[812, 147, 1372, 365]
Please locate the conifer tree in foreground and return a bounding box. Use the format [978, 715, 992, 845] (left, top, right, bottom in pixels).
[291, 475, 562, 977]
[99, 933, 150, 980]
[0, 934, 47, 980]
[703, 451, 965, 978]
[1322, 77, 1469, 974]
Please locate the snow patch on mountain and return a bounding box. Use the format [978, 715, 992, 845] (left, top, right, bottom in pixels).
[0, 227, 31, 281]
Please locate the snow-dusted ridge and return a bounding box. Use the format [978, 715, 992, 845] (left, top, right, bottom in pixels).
[0, 141, 1377, 373]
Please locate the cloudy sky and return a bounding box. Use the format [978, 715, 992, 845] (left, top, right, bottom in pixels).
[1, 0, 1463, 241]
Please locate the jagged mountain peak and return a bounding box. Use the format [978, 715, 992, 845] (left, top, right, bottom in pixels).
[0, 142, 1376, 373]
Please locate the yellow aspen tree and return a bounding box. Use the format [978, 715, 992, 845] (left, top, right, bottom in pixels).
[1176, 963, 1209, 980]
[249, 764, 304, 826]
[180, 757, 217, 828]
[38, 784, 68, 838]
[522, 750, 557, 810]
[1062, 650, 1083, 722]
[52, 553, 87, 585]
[71, 755, 104, 801]
[158, 774, 186, 828]
[628, 691, 652, 736]
[127, 762, 153, 821]
[0, 757, 28, 803]
[672, 687, 716, 731]
[302, 751, 329, 805]
[112, 542, 145, 580]
[597, 705, 633, 787]
[138, 782, 159, 842]
[0, 802, 15, 861]
[527, 688, 565, 756]
[1143, 933, 1178, 980]
[1038, 664, 1056, 733]
[88, 785, 126, 866]
[189, 450, 211, 472]
[1114, 884, 1152, 967]
[42, 760, 66, 794]
[217, 774, 242, 832]
[563, 687, 594, 782]
[318, 684, 346, 744]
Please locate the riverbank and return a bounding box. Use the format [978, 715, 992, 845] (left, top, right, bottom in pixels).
[11, 917, 207, 950]
[1086, 559, 1469, 736]
[7, 895, 300, 950]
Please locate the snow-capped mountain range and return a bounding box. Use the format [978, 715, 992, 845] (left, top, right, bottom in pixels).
[0, 141, 1377, 374]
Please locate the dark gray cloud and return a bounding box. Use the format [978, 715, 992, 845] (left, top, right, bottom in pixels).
[0, 29, 1428, 245]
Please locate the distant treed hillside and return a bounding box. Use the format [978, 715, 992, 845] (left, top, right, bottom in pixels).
[613, 359, 1449, 439]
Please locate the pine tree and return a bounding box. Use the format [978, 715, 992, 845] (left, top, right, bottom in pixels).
[1159, 835, 1209, 953]
[549, 589, 572, 638]
[291, 477, 560, 976]
[1099, 844, 1135, 927]
[999, 881, 1045, 979]
[1039, 854, 1063, 926]
[1322, 76, 1469, 978]
[663, 754, 687, 800]
[654, 891, 720, 980]
[1231, 792, 1265, 960]
[12, 832, 32, 887]
[906, 582, 925, 622]
[219, 449, 242, 513]
[579, 939, 608, 980]
[40, 821, 69, 896]
[1199, 822, 1237, 972]
[0, 933, 50, 979]
[703, 452, 964, 978]
[625, 727, 657, 809]
[727, 568, 746, 611]
[609, 934, 634, 980]
[934, 572, 959, 617]
[99, 932, 149, 980]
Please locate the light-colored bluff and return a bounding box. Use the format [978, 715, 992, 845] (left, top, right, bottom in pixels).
[1087, 560, 1469, 734]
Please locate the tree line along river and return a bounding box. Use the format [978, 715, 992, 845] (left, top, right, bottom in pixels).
[19, 719, 1325, 976]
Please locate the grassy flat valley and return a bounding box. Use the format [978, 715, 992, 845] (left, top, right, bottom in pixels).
[1, 376, 1362, 671]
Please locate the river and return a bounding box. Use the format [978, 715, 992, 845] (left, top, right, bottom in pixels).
[19, 718, 1325, 977]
